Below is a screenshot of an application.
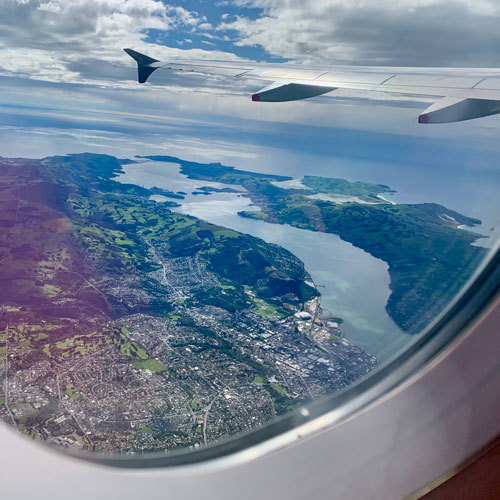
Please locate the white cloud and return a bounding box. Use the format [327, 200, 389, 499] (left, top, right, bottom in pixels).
[2, 0, 499, 92]
[219, 0, 500, 66]
[2, 0, 500, 109]
[198, 22, 213, 31]
[0, 0, 242, 85]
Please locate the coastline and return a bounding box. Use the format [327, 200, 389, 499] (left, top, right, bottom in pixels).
[117, 159, 406, 360]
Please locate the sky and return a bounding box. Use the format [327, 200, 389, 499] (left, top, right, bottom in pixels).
[1, 0, 500, 187]
[3, 0, 500, 80]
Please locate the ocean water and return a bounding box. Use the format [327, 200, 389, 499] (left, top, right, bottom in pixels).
[240, 151, 500, 246]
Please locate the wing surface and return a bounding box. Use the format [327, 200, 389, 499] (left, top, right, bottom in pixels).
[124, 48, 500, 123]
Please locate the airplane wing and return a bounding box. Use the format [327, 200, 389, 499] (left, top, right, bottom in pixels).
[124, 48, 500, 124]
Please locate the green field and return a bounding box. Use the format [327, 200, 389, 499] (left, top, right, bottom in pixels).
[133, 359, 168, 373]
[65, 385, 81, 400]
[270, 384, 286, 396]
[301, 175, 393, 198]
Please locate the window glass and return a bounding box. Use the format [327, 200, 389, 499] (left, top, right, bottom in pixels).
[0, 0, 499, 458]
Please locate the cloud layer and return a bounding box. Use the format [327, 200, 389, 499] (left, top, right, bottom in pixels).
[0, 0, 242, 85]
[219, 0, 500, 66]
[2, 0, 500, 89]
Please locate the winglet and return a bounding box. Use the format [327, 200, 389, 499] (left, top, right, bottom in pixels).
[124, 48, 159, 84]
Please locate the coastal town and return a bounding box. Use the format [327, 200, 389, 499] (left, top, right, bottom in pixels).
[0, 153, 378, 453]
[0, 249, 377, 453]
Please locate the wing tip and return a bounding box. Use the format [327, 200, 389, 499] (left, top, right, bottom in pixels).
[123, 48, 159, 84]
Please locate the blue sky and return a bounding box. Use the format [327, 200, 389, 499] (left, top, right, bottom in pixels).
[144, 0, 284, 61]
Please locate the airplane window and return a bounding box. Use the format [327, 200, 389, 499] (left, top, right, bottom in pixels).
[0, 0, 499, 467]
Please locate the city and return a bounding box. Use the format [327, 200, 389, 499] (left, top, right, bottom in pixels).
[0, 153, 377, 453]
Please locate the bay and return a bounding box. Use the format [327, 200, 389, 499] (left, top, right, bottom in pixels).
[115, 160, 408, 361]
